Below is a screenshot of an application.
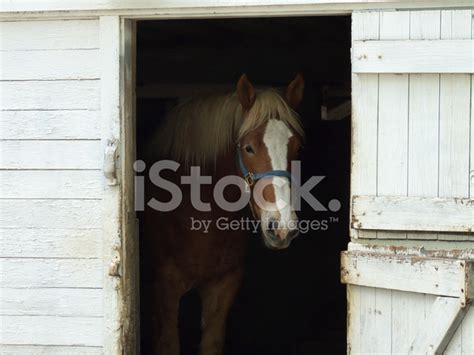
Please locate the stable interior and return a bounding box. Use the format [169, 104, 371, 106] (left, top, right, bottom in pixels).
[136, 16, 351, 355]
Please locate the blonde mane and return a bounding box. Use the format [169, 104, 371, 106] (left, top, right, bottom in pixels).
[149, 89, 304, 170]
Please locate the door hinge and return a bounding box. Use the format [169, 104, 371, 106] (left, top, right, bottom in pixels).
[104, 139, 119, 186]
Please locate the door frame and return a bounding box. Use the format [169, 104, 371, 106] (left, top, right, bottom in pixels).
[100, 16, 138, 355]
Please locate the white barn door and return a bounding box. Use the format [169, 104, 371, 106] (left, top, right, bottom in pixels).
[346, 9, 474, 355]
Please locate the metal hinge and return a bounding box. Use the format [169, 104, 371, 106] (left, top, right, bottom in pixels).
[104, 139, 119, 186]
[108, 255, 121, 277]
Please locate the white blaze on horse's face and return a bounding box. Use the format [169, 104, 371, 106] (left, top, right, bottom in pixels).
[259, 119, 299, 249]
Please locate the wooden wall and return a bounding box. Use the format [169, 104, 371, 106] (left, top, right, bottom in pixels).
[0, 19, 104, 353]
[349, 9, 474, 354]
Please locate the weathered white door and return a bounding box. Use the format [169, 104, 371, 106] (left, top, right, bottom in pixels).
[344, 9, 474, 354]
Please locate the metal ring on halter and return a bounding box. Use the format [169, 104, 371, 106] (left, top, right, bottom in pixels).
[237, 144, 292, 187]
[244, 172, 255, 187]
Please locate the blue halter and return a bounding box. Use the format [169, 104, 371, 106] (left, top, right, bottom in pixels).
[237, 145, 292, 186]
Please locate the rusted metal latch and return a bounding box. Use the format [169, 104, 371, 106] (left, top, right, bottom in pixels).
[103, 139, 118, 186]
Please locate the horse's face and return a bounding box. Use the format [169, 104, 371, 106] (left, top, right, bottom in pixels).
[239, 120, 302, 249]
[237, 74, 304, 250]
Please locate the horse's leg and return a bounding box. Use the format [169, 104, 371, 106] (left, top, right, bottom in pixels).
[198, 267, 243, 355]
[152, 263, 187, 355]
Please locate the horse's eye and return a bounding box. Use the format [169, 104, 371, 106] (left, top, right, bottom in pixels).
[244, 145, 255, 154]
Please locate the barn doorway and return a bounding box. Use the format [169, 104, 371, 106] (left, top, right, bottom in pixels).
[136, 16, 351, 355]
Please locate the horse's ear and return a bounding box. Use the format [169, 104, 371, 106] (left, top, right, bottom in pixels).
[237, 74, 256, 110]
[285, 74, 305, 109]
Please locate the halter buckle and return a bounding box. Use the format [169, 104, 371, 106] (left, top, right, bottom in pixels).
[244, 172, 255, 187]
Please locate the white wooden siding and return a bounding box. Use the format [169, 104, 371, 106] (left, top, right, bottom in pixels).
[1, 316, 103, 346]
[0, 171, 103, 199]
[0, 50, 100, 81]
[0, 110, 100, 140]
[0, 141, 102, 169]
[0, 20, 99, 50]
[0, 19, 104, 352]
[351, 9, 474, 242]
[350, 10, 474, 355]
[0, 81, 100, 110]
[0, 228, 101, 258]
[0, 345, 103, 354]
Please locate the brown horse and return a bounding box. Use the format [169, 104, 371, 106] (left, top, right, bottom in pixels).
[143, 74, 305, 355]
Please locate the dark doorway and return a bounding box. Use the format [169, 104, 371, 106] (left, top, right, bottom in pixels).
[136, 16, 351, 355]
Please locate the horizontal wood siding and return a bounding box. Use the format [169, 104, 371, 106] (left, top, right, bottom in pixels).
[0, 228, 101, 258]
[0, 81, 100, 110]
[1, 316, 102, 346]
[0, 20, 99, 50]
[1, 288, 103, 316]
[0, 345, 102, 354]
[0, 171, 103, 199]
[0, 140, 102, 169]
[0, 19, 104, 351]
[1, 258, 102, 288]
[0, 200, 102, 229]
[0, 110, 100, 140]
[0, 50, 100, 80]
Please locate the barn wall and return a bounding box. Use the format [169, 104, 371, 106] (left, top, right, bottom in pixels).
[349, 9, 474, 355]
[0, 19, 104, 353]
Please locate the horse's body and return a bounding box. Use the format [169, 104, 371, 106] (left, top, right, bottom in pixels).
[143, 75, 304, 355]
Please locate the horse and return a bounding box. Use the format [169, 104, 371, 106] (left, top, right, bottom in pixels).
[142, 73, 305, 355]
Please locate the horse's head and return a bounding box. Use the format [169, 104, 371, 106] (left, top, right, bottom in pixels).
[236, 74, 304, 250]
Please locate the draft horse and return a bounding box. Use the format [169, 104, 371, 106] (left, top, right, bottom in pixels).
[143, 74, 305, 355]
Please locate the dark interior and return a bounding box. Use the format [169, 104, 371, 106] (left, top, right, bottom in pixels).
[136, 16, 351, 355]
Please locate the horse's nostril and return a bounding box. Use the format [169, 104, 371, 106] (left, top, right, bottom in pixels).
[267, 231, 279, 242]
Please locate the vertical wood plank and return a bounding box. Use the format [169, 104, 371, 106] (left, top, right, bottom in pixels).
[441, 10, 472, 39]
[377, 74, 409, 240]
[391, 290, 409, 354]
[100, 16, 123, 355]
[407, 10, 441, 241]
[461, 307, 474, 354]
[470, 74, 474, 224]
[377, 11, 409, 240]
[408, 293, 428, 347]
[407, 76, 439, 241]
[351, 74, 379, 240]
[351, 12, 380, 240]
[438, 11, 471, 242]
[347, 285, 361, 354]
[359, 286, 377, 353]
[352, 11, 380, 40]
[410, 10, 441, 40]
[375, 289, 392, 353]
[470, 22, 474, 236]
[379, 11, 410, 39]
